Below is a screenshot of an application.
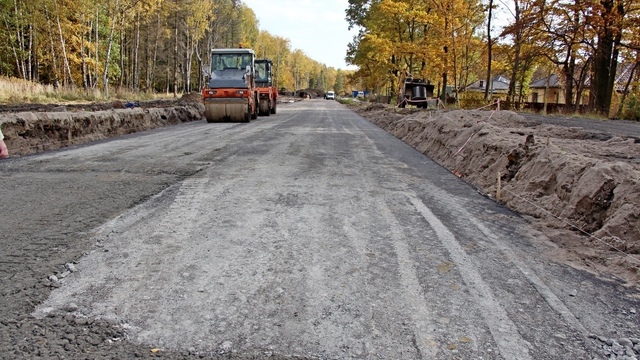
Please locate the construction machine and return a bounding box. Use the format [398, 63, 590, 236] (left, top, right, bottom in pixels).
[202, 48, 258, 122]
[398, 74, 435, 108]
[255, 59, 277, 116]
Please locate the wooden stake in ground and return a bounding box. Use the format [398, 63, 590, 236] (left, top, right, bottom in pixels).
[497, 172, 502, 201]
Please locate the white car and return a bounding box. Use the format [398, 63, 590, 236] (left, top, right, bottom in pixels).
[325, 91, 335, 100]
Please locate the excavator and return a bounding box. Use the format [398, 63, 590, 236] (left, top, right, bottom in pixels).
[255, 59, 277, 116]
[202, 48, 258, 122]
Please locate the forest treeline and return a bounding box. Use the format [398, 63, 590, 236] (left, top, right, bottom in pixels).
[0, 0, 350, 99]
[346, 0, 640, 117]
[3, 0, 640, 117]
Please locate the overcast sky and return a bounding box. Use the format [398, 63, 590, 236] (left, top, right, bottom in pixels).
[240, 1, 511, 70]
[242, 0, 359, 70]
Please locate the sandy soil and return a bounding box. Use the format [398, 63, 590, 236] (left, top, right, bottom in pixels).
[350, 103, 640, 287]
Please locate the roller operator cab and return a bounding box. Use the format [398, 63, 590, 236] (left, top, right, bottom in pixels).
[202, 48, 258, 122]
[255, 59, 277, 116]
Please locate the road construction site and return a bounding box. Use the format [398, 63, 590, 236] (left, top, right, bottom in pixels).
[0, 98, 639, 359]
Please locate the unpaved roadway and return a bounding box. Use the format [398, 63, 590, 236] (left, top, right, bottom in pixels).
[1, 99, 639, 359]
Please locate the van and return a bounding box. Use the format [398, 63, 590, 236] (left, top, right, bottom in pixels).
[325, 91, 335, 100]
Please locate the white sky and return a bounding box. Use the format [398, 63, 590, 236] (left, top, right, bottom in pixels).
[242, 0, 359, 70]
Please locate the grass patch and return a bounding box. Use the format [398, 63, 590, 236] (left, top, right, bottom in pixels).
[0, 76, 174, 104]
[337, 97, 357, 105]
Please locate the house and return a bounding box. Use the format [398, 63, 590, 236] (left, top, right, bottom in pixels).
[526, 63, 636, 112]
[464, 75, 510, 99]
[526, 73, 591, 112]
[614, 63, 637, 93]
[528, 74, 567, 103]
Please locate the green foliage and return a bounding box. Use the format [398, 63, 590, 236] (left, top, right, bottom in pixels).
[334, 71, 345, 94]
[621, 94, 640, 121]
[458, 91, 489, 109]
[337, 97, 356, 105]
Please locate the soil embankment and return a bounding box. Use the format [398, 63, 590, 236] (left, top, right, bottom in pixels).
[0, 93, 204, 157]
[352, 103, 640, 285]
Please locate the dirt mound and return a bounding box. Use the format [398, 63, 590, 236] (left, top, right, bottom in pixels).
[0, 95, 204, 157]
[0, 97, 193, 114]
[178, 91, 205, 105]
[354, 104, 640, 285]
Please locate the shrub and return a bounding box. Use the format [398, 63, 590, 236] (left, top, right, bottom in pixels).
[621, 94, 640, 121]
[458, 92, 492, 109]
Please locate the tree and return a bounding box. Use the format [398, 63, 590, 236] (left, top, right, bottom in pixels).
[334, 70, 345, 94]
[239, 4, 258, 48]
[346, 0, 485, 102]
[588, 0, 628, 115]
[0, 0, 346, 99]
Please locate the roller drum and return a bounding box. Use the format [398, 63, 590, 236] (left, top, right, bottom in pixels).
[204, 98, 250, 122]
[411, 85, 427, 100]
[259, 99, 271, 116]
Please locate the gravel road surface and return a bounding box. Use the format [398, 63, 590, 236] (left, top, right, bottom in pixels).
[1, 99, 639, 359]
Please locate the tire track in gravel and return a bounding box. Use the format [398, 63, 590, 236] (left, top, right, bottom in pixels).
[345, 119, 533, 358]
[409, 195, 533, 359]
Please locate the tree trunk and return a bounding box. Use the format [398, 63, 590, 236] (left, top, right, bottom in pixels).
[590, 0, 620, 116]
[195, 38, 203, 91]
[12, 0, 27, 79]
[144, 20, 149, 92]
[28, 23, 34, 81]
[133, 10, 140, 91]
[592, 35, 613, 115]
[185, 28, 192, 93]
[561, 48, 576, 113]
[484, 0, 493, 101]
[53, 0, 75, 87]
[43, 6, 60, 88]
[103, 0, 120, 98]
[575, 57, 590, 108]
[543, 69, 550, 114]
[605, 30, 622, 113]
[94, 6, 99, 89]
[441, 72, 447, 102]
[81, 14, 87, 89]
[173, 8, 178, 97]
[149, 11, 161, 92]
[506, 0, 521, 109]
[119, 11, 125, 88]
[2, 13, 23, 80]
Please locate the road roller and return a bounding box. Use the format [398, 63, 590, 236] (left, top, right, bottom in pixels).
[255, 59, 277, 116]
[398, 73, 436, 108]
[202, 48, 258, 122]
